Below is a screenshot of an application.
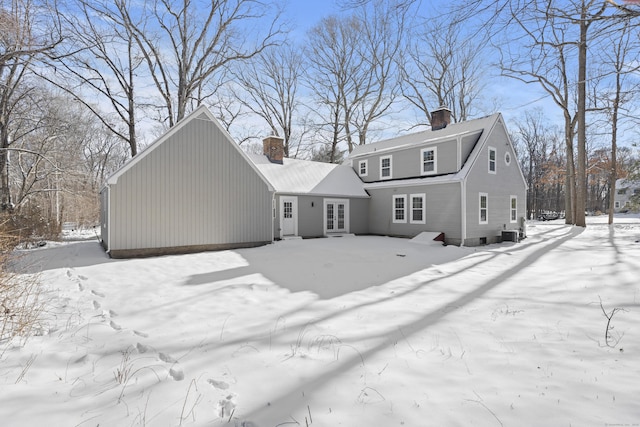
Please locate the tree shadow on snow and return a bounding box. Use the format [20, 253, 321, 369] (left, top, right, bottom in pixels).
[232, 226, 585, 425]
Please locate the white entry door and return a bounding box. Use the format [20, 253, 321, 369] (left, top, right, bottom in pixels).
[324, 199, 349, 234]
[281, 196, 298, 237]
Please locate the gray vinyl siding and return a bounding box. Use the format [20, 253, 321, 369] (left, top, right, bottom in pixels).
[349, 198, 369, 234]
[464, 123, 527, 245]
[274, 195, 369, 238]
[354, 134, 482, 182]
[367, 183, 462, 243]
[107, 114, 272, 255]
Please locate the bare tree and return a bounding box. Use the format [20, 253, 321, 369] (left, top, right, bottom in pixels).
[231, 45, 303, 157]
[348, 0, 408, 146]
[593, 18, 640, 223]
[305, 15, 356, 162]
[0, 0, 62, 211]
[121, 0, 285, 127]
[306, 0, 410, 158]
[400, 18, 486, 126]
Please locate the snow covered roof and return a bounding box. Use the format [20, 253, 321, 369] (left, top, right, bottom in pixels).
[248, 154, 369, 198]
[349, 113, 500, 158]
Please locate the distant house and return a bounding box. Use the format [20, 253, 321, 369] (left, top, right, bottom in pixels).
[614, 179, 640, 212]
[100, 106, 527, 257]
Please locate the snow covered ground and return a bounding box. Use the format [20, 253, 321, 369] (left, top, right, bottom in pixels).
[1, 215, 639, 426]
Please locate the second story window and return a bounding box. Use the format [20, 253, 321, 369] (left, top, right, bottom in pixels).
[421, 147, 437, 175]
[489, 147, 497, 174]
[358, 160, 368, 177]
[380, 156, 392, 179]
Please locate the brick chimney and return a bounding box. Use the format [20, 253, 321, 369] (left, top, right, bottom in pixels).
[431, 107, 451, 131]
[263, 136, 284, 164]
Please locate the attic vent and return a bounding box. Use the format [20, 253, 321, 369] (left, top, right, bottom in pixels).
[431, 107, 451, 131]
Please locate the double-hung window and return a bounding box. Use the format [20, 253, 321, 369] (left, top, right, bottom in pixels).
[510, 196, 517, 223]
[393, 195, 406, 223]
[421, 147, 437, 175]
[479, 193, 488, 224]
[488, 147, 497, 174]
[410, 194, 426, 224]
[358, 160, 368, 177]
[380, 156, 392, 179]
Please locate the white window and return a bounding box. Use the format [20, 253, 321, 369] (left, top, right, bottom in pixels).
[358, 159, 368, 177]
[479, 193, 488, 224]
[380, 156, 392, 179]
[488, 147, 497, 174]
[615, 201, 621, 209]
[510, 196, 517, 223]
[410, 193, 426, 224]
[393, 195, 406, 223]
[420, 147, 437, 175]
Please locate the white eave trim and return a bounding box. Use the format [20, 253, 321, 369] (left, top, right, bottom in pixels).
[363, 174, 462, 190]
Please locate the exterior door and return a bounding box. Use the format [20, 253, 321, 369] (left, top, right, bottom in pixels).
[281, 196, 298, 237]
[324, 199, 349, 234]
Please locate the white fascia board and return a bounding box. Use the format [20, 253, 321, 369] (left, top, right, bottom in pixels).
[363, 174, 462, 190]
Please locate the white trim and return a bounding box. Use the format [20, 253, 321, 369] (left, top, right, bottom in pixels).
[409, 193, 426, 224]
[280, 196, 298, 238]
[510, 195, 517, 223]
[323, 198, 350, 234]
[420, 147, 437, 175]
[461, 180, 466, 244]
[479, 192, 488, 224]
[392, 194, 407, 223]
[488, 146, 497, 174]
[358, 159, 368, 177]
[504, 151, 512, 166]
[380, 155, 392, 180]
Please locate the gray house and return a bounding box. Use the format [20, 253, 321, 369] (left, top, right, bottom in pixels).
[614, 179, 640, 212]
[248, 138, 369, 239]
[100, 106, 274, 258]
[100, 106, 527, 257]
[347, 108, 527, 246]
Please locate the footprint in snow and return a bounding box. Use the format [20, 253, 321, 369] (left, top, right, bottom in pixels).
[207, 379, 230, 390]
[158, 353, 177, 363]
[109, 320, 122, 331]
[215, 394, 237, 418]
[108, 310, 118, 317]
[169, 366, 184, 381]
[136, 342, 152, 354]
[66, 269, 73, 278]
[78, 275, 88, 281]
[92, 300, 101, 310]
[91, 290, 105, 298]
[78, 283, 84, 291]
[133, 330, 149, 338]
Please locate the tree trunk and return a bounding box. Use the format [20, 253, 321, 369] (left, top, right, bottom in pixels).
[575, 11, 588, 228]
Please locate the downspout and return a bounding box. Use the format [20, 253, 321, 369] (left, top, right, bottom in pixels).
[106, 185, 112, 254]
[271, 192, 276, 242]
[460, 179, 466, 246]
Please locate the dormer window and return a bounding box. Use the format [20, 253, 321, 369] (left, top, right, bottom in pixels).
[380, 156, 392, 180]
[358, 159, 368, 177]
[488, 147, 497, 174]
[421, 147, 437, 175]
